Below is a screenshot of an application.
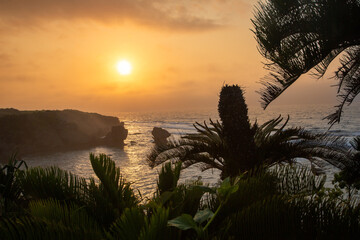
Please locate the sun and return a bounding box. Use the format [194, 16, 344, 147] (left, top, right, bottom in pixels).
[116, 60, 132, 75]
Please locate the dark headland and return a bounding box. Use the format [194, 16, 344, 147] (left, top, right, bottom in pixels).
[0, 108, 127, 162]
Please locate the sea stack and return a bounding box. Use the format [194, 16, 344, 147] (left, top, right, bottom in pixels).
[152, 127, 171, 146]
[103, 122, 128, 147]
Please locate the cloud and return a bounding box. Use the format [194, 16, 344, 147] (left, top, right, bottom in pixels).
[0, 75, 34, 83]
[0, 53, 12, 68]
[0, 0, 223, 31]
[0, 53, 9, 62]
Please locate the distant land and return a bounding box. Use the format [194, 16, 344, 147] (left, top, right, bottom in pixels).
[0, 108, 123, 162]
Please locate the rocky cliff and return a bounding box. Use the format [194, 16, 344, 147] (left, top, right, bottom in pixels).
[0, 109, 122, 162]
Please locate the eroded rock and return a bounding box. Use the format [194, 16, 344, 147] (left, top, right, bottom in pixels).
[152, 127, 170, 146]
[103, 122, 128, 147]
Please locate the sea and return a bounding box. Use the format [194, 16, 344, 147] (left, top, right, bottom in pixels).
[24, 103, 360, 199]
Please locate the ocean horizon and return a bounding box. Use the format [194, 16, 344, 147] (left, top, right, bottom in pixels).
[24, 103, 360, 199]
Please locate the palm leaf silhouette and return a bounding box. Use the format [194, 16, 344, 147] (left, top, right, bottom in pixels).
[252, 0, 360, 125]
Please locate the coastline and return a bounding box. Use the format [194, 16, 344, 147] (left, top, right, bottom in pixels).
[0, 108, 123, 162]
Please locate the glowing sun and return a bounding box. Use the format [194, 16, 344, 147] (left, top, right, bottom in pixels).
[116, 60, 132, 75]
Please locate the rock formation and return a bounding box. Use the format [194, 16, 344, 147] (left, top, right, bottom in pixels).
[0, 109, 122, 161]
[152, 127, 170, 146]
[103, 122, 128, 147]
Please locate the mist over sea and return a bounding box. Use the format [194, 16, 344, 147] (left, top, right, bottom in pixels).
[24, 103, 360, 199]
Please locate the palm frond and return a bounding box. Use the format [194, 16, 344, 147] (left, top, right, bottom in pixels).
[226, 195, 360, 239]
[272, 165, 326, 196]
[28, 198, 100, 232]
[147, 119, 225, 172]
[88, 153, 138, 227]
[19, 166, 88, 204]
[252, 0, 360, 124]
[139, 207, 170, 240]
[254, 115, 349, 168]
[326, 46, 360, 126]
[108, 207, 146, 240]
[0, 215, 103, 240]
[157, 162, 182, 194]
[148, 110, 348, 180]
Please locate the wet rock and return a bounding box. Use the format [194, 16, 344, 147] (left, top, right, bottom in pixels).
[103, 122, 128, 147]
[152, 127, 170, 146]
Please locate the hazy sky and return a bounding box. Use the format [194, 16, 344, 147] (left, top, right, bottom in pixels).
[0, 0, 342, 114]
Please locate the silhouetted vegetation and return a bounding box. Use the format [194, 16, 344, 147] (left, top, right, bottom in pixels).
[0, 86, 358, 238]
[1, 1, 359, 238]
[148, 85, 348, 179]
[1, 153, 360, 239]
[252, 0, 360, 125]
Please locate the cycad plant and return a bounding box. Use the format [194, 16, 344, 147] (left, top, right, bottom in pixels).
[1, 153, 360, 239]
[218, 85, 257, 177]
[86, 153, 139, 227]
[0, 153, 140, 239]
[148, 85, 348, 179]
[19, 166, 88, 204]
[150, 162, 206, 220]
[166, 164, 360, 239]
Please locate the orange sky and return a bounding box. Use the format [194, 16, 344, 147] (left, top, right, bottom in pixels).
[0, 0, 340, 114]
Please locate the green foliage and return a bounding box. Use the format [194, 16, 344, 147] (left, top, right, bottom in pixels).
[334, 136, 360, 190]
[1, 152, 360, 239]
[216, 177, 239, 203]
[1, 198, 103, 240]
[193, 208, 214, 225]
[87, 153, 138, 227]
[168, 213, 198, 231]
[0, 216, 103, 240]
[209, 167, 360, 239]
[171, 184, 207, 217]
[0, 153, 27, 216]
[273, 165, 326, 196]
[152, 179, 206, 219]
[139, 207, 170, 240]
[168, 176, 241, 239]
[109, 207, 170, 240]
[212, 170, 279, 229]
[20, 165, 88, 204]
[153, 161, 209, 225]
[168, 207, 215, 233]
[227, 196, 301, 239]
[225, 196, 359, 239]
[28, 198, 100, 232]
[108, 207, 146, 239]
[157, 162, 182, 194]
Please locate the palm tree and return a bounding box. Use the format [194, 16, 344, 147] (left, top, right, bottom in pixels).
[148, 85, 348, 179]
[252, 0, 360, 126]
